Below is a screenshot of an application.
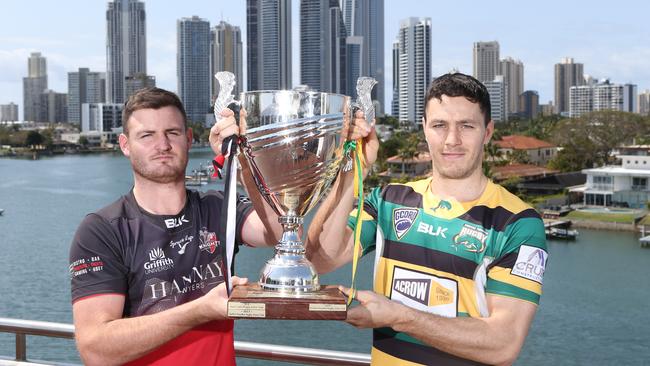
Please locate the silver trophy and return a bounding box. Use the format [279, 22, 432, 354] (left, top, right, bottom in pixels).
[215, 72, 375, 299]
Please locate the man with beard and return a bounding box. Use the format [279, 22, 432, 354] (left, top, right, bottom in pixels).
[69, 87, 279, 365]
[306, 73, 547, 365]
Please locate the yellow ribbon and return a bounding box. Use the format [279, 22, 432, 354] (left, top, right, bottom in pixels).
[347, 139, 365, 305]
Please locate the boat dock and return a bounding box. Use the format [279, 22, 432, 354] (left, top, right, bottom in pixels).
[544, 220, 578, 240]
[640, 235, 650, 248]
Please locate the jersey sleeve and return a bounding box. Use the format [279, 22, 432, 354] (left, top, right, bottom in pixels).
[235, 193, 254, 246]
[69, 214, 129, 303]
[347, 186, 381, 255]
[486, 210, 548, 305]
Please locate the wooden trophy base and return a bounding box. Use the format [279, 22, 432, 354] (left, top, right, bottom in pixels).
[227, 283, 347, 320]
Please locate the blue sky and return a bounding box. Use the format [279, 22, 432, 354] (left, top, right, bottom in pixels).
[1, 0, 648, 119]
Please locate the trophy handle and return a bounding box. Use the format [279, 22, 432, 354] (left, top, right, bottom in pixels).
[355, 77, 377, 126]
[214, 71, 237, 120]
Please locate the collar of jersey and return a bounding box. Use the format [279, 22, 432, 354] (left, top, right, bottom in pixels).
[420, 177, 497, 220]
[127, 189, 194, 232]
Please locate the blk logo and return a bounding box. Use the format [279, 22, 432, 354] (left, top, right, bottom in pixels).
[165, 215, 189, 229]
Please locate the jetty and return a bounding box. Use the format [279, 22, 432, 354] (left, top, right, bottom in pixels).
[544, 220, 578, 240]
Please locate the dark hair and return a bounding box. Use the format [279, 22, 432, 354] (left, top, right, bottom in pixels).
[122, 87, 187, 135]
[423, 73, 491, 125]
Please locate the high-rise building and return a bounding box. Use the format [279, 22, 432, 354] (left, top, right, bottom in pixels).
[68, 68, 106, 125]
[341, 0, 384, 113]
[106, 0, 146, 104]
[40, 90, 68, 123]
[0, 103, 19, 122]
[555, 57, 584, 115]
[23, 52, 48, 122]
[125, 73, 156, 100]
[570, 79, 637, 118]
[485, 75, 507, 122]
[177, 16, 211, 124]
[638, 90, 650, 116]
[247, 0, 292, 91]
[519, 90, 539, 120]
[499, 57, 524, 116]
[394, 17, 431, 124]
[391, 39, 400, 117]
[82, 103, 123, 133]
[345, 36, 364, 98]
[300, 0, 347, 94]
[473, 41, 499, 83]
[211, 21, 243, 100]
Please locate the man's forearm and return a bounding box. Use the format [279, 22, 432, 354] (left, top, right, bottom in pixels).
[392, 303, 533, 365]
[76, 298, 214, 365]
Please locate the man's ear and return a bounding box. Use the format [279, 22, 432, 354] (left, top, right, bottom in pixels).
[484, 120, 495, 145]
[119, 133, 130, 157]
[186, 127, 193, 150]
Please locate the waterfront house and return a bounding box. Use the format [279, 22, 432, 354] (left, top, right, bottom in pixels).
[570, 155, 650, 208]
[494, 135, 558, 166]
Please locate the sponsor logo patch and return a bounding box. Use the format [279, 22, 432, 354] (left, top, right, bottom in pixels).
[452, 223, 488, 253]
[69, 256, 104, 278]
[393, 208, 419, 240]
[169, 234, 194, 255]
[390, 267, 458, 317]
[432, 200, 452, 212]
[511, 245, 547, 284]
[416, 222, 448, 238]
[164, 214, 189, 229]
[199, 227, 220, 254]
[143, 248, 174, 274]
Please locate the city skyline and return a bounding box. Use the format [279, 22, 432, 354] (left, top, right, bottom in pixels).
[0, 0, 648, 120]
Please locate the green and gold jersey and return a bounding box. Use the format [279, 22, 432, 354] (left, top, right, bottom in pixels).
[348, 178, 547, 366]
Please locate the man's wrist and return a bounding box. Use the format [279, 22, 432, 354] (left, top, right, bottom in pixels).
[391, 303, 419, 333]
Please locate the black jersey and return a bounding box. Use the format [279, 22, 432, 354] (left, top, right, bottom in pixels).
[69, 189, 253, 317]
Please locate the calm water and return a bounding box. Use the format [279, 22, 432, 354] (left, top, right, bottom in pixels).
[0, 150, 649, 365]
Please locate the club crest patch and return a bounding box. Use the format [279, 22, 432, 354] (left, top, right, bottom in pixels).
[393, 208, 419, 240]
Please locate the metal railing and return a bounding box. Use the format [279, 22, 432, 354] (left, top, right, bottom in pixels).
[0, 317, 370, 366]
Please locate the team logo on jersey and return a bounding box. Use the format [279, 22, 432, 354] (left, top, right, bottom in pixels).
[417, 222, 448, 238]
[452, 224, 488, 253]
[169, 234, 194, 255]
[143, 248, 174, 274]
[390, 267, 457, 317]
[198, 227, 220, 254]
[393, 208, 419, 240]
[164, 214, 189, 229]
[511, 245, 548, 284]
[432, 200, 452, 212]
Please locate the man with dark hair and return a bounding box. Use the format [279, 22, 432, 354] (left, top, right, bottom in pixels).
[69, 87, 279, 365]
[307, 73, 547, 365]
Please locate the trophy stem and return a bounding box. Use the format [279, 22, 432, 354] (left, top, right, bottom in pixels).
[258, 215, 320, 292]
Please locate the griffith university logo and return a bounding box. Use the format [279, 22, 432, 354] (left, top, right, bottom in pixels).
[452, 224, 488, 253]
[393, 208, 419, 240]
[143, 247, 174, 274]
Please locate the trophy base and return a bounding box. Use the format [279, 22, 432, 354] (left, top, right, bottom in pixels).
[227, 284, 347, 320]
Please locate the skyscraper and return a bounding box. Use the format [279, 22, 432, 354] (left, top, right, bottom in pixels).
[247, 0, 292, 91]
[569, 79, 636, 118]
[555, 57, 584, 115]
[391, 39, 400, 117]
[40, 90, 68, 123]
[23, 52, 48, 122]
[519, 90, 540, 120]
[499, 57, 524, 116]
[211, 21, 243, 100]
[300, 0, 347, 94]
[394, 17, 431, 124]
[177, 16, 210, 124]
[0, 103, 19, 122]
[106, 0, 146, 104]
[125, 73, 156, 99]
[638, 90, 650, 115]
[484, 75, 507, 122]
[341, 0, 384, 112]
[473, 41, 500, 83]
[68, 68, 106, 125]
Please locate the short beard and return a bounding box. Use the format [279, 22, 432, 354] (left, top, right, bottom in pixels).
[130, 154, 188, 184]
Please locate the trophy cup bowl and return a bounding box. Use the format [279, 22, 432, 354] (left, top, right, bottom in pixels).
[238, 90, 350, 293]
[215, 72, 375, 319]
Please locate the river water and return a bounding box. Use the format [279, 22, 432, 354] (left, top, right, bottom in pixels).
[0, 150, 648, 365]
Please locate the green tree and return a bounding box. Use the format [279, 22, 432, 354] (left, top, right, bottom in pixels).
[25, 130, 44, 147]
[78, 136, 89, 146]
